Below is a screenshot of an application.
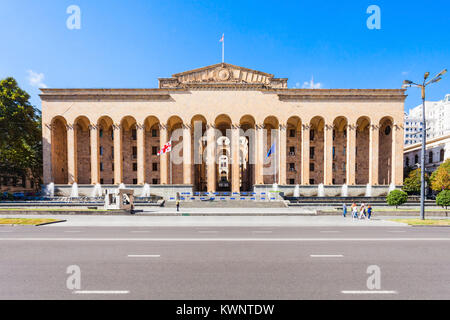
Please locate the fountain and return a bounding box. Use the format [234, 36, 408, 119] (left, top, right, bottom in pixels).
[365, 183, 372, 197]
[318, 183, 325, 197]
[44, 182, 55, 197]
[142, 183, 151, 197]
[70, 183, 79, 198]
[91, 183, 102, 198]
[115, 183, 126, 194]
[293, 184, 300, 197]
[272, 183, 278, 192]
[341, 184, 348, 197]
[389, 182, 396, 193]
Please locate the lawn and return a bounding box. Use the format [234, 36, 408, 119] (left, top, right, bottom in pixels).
[0, 218, 62, 225]
[390, 219, 450, 226]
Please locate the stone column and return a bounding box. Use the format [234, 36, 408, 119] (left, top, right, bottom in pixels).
[206, 125, 216, 192]
[136, 124, 145, 184]
[43, 123, 52, 184]
[324, 124, 333, 185]
[67, 124, 77, 184]
[183, 125, 192, 185]
[391, 123, 404, 185]
[369, 125, 379, 185]
[90, 125, 100, 184]
[231, 125, 240, 193]
[278, 124, 287, 185]
[113, 124, 123, 184]
[254, 125, 264, 185]
[301, 124, 310, 185]
[159, 125, 168, 184]
[346, 124, 356, 185]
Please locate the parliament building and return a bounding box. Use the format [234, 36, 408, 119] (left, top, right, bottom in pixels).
[40, 63, 406, 197]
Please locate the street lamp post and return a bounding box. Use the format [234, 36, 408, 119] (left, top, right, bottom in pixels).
[402, 69, 447, 220]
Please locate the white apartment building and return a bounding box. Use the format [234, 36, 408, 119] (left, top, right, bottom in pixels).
[404, 94, 450, 145]
[404, 94, 450, 173]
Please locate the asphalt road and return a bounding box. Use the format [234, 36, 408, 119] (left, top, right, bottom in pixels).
[0, 226, 449, 299]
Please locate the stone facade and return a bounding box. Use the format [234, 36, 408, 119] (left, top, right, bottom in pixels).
[40, 63, 406, 193]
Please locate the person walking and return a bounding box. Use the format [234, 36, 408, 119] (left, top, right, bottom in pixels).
[176, 199, 180, 212]
[359, 203, 366, 219]
[352, 202, 358, 220]
[367, 205, 372, 220]
[343, 203, 347, 218]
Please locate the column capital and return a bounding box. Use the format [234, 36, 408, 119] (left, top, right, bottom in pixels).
[182, 123, 192, 129]
[255, 124, 264, 129]
[113, 123, 121, 130]
[324, 124, 334, 131]
[45, 123, 53, 130]
[393, 123, 403, 130]
[206, 123, 216, 129]
[136, 123, 144, 130]
[88, 124, 99, 130]
[231, 124, 240, 129]
[279, 124, 287, 130]
[158, 123, 168, 130]
[346, 124, 357, 131]
[66, 123, 75, 130]
[370, 124, 380, 130]
[302, 123, 311, 130]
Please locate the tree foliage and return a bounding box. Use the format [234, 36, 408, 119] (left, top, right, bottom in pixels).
[430, 159, 450, 191]
[0, 77, 42, 188]
[436, 190, 450, 209]
[402, 168, 429, 195]
[386, 189, 408, 208]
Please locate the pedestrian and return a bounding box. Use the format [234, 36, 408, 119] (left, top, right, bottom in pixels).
[352, 203, 358, 220]
[367, 205, 372, 220]
[176, 199, 180, 212]
[359, 203, 366, 219]
[343, 203, 347, 218]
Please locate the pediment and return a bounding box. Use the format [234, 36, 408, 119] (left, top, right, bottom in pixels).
[159, 63, 287, 89]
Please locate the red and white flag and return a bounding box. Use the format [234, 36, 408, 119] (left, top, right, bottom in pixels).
[219, 33, 224, 42]
[157, 141, 172, 156]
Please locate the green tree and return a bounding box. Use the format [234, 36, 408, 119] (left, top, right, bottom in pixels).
[430, 159, 450, 191]
[0, 77, 42, 189]
[436, 190, 450, 209]
[386, 189, 408, 208]
[402, 168, 429, 195]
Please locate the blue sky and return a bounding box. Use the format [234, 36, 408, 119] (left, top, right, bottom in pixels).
[0, 0, 448, 111]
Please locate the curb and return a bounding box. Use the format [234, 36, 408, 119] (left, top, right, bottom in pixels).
[36, 220, 67, 226]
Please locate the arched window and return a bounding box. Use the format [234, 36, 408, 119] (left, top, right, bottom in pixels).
[406, 157, 410, 167]
[429, 151, 433, 164]
[440, 149, 445, 162]
[414, 154, 418, 164]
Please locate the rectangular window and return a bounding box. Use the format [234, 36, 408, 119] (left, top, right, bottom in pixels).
[332, 147, 336, 159]
[132, 129, 137, 141]
[289, 129, 295, 137]
[133, 163, 137, 171]
[99, 129, 103, 138]
[100, 178, 104, 185]
[289, 179, 295, 185]
[310, 130, 315, 141]
[289, 163, 295, 171]
[152, 129, 158, 137]
[309, 179, 315, 185]
[133, 178, 137, 184]
[100, 162, 104, 172]
[132, 146, 137, 158]
[152, 163, 158, 171]
[99, 146, 103, 156]
[152, 146, 158, 155]
[310, 163, 314, 171]
[310, 147, 315, 159]
[152, 178, 158, 184]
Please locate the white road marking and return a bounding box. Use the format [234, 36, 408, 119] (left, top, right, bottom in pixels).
[320, 231, 340, 233]
[252, 231, 273, 233]
[0, 231, 13, 233]
[1, 237, 449, 242]
[73, 290, 129, 294]
[130, 231, 151, 233]
[198, 231, 219, 233]
[127, 254, 160, 258]
[64, 231, 82, 233]
[310, 254, 344, 258]
[388, 231, 406, 233]
[341, 290, 397, 294]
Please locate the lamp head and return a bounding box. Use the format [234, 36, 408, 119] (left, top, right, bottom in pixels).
[424, 72, 430, 80]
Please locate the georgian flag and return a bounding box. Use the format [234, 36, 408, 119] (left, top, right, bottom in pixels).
[219, 33, 224, 42]
[157, 141, 172, 156]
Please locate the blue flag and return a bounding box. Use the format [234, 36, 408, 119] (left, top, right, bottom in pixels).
[266, 142, 276, 159]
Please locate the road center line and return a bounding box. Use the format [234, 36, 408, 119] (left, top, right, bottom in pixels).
[198, 231, 219, 233]
[73, 290, 129, 294]
[1, 237, 449, 242]
[341, 290, 397, 294]
[320, 231, 340, 233]
[252, 231, 273, 233]
[127, 254, 160, 258]
[130, 231, 151, 233]
[310, 254, 344, 258]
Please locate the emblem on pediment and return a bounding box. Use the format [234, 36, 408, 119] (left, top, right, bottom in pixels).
[215, 67, 231, 81]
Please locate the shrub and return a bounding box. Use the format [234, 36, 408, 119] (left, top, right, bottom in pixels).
[386, 189, 408, 208]
[436, 190, 450, 209]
